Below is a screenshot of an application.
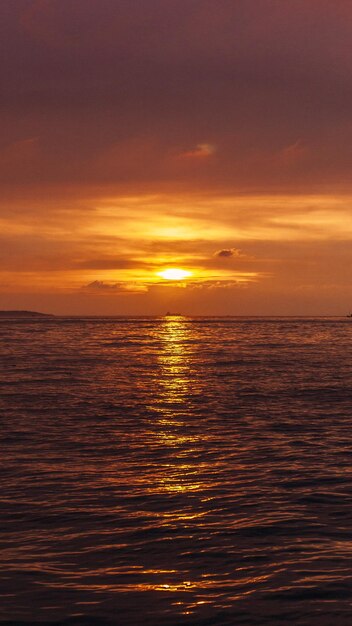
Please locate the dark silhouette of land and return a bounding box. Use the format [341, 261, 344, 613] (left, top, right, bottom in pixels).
[0, 310, 54, 317]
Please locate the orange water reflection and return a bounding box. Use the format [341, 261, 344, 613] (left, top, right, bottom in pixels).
[144, 318, 243, 616]
[147, 316, 204, 493]
[157, 315, 192, 405]
[142, 317, 207, 609]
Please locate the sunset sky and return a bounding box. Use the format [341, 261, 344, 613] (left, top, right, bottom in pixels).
[1, 0, 352, 315]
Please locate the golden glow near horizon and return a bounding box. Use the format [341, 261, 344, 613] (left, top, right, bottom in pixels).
[1, 190, 352, 312]
[157, 268, 192, 281]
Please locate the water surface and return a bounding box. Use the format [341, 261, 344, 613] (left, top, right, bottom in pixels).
[1, 317, 352, 625]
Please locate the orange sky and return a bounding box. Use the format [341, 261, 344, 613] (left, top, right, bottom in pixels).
[1, 1, 352, 314]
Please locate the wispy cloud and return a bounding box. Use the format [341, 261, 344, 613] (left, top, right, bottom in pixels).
[176, 143, 216, 160]
[82, 281, 147, 293]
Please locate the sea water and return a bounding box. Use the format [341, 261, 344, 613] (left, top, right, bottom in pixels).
[1, 316, 352, 625]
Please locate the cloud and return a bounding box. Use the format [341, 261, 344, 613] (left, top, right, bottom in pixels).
[279, 139, 307, 161]
[77, 257, 147, 270]
[214, 248, 242, 258]
[186, 279, 253, 290]
[82, 281, 147, 293]
[83, 281, 119, 291]
[177, 143, 216, 160]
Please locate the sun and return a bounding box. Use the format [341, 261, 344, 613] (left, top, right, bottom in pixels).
[157, 268, 192, 281]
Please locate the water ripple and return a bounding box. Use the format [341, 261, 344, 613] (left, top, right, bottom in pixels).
[1, 317, 352, 625]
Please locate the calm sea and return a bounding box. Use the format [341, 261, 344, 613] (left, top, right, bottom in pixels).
[1, 316, 352, 626]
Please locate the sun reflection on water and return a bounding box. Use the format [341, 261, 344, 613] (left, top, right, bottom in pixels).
[140, 316, 211, 612]
[142, 317, 261, 617]
[157, 315, 191, 404]
[148, 316, 204, 492]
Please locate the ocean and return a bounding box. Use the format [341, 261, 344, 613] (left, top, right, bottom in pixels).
[1, 316, 352, 625]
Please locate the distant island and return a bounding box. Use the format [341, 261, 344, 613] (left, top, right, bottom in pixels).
[0, 310, 54, 318]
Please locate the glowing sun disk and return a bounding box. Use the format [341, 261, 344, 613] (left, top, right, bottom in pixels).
[158, 268, 192, 280]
